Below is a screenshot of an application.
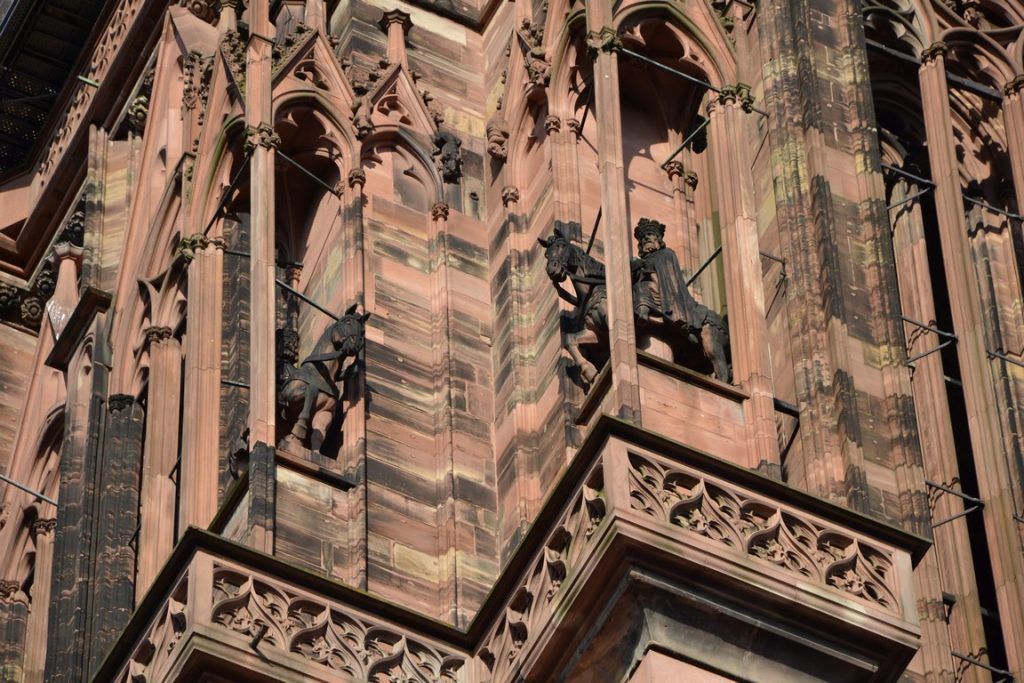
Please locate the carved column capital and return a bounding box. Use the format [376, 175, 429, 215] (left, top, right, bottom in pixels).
[431, 202, 450, 221]
[284, 262, 304, 285]
[501, 186, 520, 206]
[144, 326, 174, 346]
[565, 117, 582, 139]
[921, 42, 949, 63]
[378, 9, 412, 34]
[108, 394, 136, 414]
[49, 241, 84, 268]
[0, 580, 21, 602]
[243, 123, 281, 153]
[30, 518, 56, 538]
[348, 168, 367, 189]
[709, 83, 754, 115]
[664, 160, 685, 181]
[544, 115, 561, 133]
[586, 28, 622, 56]
[179, 234, 224, 261]
[683, 170, 699, 190]
[1004, 74, 1024, 98]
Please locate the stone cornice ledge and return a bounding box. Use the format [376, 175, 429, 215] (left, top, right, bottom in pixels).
[94, 415, 929, 682]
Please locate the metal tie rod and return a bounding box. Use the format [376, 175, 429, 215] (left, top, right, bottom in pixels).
[864, 40, 1004, 102]
[880, 163, 934, 187]
[202, 150, 252, 235]
[988, 350, 1024, 369]
[276, 150, 340, 196]
[925, 479, 983, 504]
[962, 195, 1024, 222]
[0, 472, 57, 505]
[907, 339, 954, 364]
[951, 651, 1013, 681]
[275, 279, 340, 321]
[901, 315, 957, 339]
[887, 187, 933, 211]
[661, 117, 711, 169]
[619, 47, 722, 94]
[687, 245, 723, 287]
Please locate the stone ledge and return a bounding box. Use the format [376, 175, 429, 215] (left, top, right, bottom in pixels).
[94, 415, 928, 682]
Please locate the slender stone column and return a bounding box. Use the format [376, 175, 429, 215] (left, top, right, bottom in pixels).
[888, 178, 985, 678]
[136, 326, 181, 599]
[23, 518, 55, 683]
[0, 581, 27, 680]
[86, 394, 143, 675]
[178, 235, 224, 533]
[706, 86, 780, 472]
[246, 0, 279, 452]
[378, 10, 411, 70]
[663, 162, 692, 275]
[1002, 76, 1024, 215]
[343, 169, 368, 589]
[218, 0, 238, 33]
[584, 25, 640, 421]
[919, 43, 1024, 676]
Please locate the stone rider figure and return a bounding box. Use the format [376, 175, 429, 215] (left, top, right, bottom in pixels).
[631, 217, 705, 333]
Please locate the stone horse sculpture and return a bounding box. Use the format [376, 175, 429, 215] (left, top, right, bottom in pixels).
[279, 303, 370, 452]
[538, 226, 609, 383]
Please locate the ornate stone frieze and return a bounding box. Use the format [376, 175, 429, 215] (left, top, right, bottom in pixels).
[38, 0, 147, 181]
[626, 452, 901, 613]
[478, 468, 606, 681]
[209, 566, 464, 680]
[124, 574, 189, 682]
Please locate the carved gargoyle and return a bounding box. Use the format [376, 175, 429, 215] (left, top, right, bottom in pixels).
[631, 218, 731, 383]
[278, 303, 370, 453]
[486, 121, 509, 161]
[432, 130, 463, 183]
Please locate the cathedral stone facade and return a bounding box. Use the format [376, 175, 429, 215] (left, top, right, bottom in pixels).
[0, 0, 1022, 680]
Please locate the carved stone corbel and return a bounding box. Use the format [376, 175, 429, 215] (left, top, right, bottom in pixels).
[431, 202, 451, 221]
[501, 186, 520, 207]
[486, 121, 510, 161]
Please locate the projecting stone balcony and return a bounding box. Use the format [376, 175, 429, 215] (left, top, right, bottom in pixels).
[96, 416, 927, 682]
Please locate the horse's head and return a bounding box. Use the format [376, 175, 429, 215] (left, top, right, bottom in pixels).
[538, 227, 576, 284]
[334, 303, 371, 357]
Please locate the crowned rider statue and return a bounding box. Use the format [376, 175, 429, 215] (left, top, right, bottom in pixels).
[632, 218, 704, 332]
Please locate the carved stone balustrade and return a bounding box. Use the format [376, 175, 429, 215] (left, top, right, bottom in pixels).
[96, 416, 926, 682]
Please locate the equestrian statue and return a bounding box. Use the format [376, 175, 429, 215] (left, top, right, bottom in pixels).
[278, 303, 370, 453]
[539, 218, 731, 386]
